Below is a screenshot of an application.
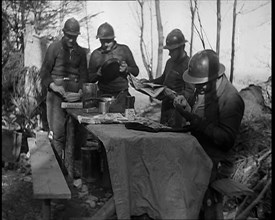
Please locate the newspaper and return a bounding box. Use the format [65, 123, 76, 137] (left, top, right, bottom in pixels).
[128, 75, 165, 98]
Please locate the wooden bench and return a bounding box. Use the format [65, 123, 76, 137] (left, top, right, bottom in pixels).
[27, 131, 71, 220]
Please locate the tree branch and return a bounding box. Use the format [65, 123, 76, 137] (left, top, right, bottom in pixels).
[235, 177, 271, 220]
[195, 1, 205, 49]
[240, 2, 270, 15]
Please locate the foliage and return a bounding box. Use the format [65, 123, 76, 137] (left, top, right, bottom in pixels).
[2, 0, 47, 53]
[1, 0, 85, 66]
[2, 51, 25, 110]
[2, 111, 20, 131]
[11, 95, 38, 134]
[223, 78, 272, 219]
[14, 65, 43, 132]
[2, 51, 42, 133]
[224, 113, 272, 220]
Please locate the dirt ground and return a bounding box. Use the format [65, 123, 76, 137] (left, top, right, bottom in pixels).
[2, 159, 115, 220]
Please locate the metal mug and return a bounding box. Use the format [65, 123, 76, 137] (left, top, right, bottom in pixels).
[99, 102, 110, 114]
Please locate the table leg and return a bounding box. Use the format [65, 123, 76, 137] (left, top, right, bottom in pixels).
[42, 199, 51, 220]
[65, 115, 75, 179]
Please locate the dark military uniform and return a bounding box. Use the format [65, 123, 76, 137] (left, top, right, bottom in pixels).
[152, 52, 195, 128]
[88, 41, 139, 112]
[40, 37, 88, 158]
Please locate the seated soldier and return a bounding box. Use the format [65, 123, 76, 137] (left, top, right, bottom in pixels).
[173, 49, 245, 219]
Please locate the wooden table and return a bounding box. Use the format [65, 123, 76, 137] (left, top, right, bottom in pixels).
[65, 109, 213, 219]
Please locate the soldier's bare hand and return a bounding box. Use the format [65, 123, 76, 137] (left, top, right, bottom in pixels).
[119, 61, 128, 73]
[173, 95, 191, 111]
[163, 87, 177, 99]
[50, 82, 66, 96]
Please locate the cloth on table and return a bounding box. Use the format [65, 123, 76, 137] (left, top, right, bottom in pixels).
[85, 124, 213, 219]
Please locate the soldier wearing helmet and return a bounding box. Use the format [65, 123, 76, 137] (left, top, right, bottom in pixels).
[173, 49, 244, 219]
[88, 22, 139, 112]
[144, 29, 195, 128]
[40, 17, 88, 170]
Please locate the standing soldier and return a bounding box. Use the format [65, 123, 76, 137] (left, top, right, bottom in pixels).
[40, 17, 88, 171]
[88, 22, 139, 112]
[150, 29, 195, 128]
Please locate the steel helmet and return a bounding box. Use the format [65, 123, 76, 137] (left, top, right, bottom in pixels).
[96, 22, 115, 39]
[163, 29, 188, 50]
[62, 18, 80, 36]
[183, 49, 225, 84]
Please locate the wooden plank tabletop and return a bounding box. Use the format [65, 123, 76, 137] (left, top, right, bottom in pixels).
[28, 134, 71, 199]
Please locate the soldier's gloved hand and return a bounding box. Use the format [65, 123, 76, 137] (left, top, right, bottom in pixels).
[119, 61, 128, 73]
[49, 82, 66, 97]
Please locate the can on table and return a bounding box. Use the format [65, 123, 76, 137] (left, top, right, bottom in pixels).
[99, 102, 110, 114]
[81, 140, 100, 183]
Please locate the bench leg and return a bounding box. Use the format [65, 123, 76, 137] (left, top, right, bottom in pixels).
[42, 199, 51, 220]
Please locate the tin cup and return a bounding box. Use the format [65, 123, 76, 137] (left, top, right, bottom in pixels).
[99, 102, 110, 114]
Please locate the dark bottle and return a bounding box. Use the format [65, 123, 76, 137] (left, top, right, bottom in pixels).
[125, 96, 135, 120]
[125, 96, 135, 108]
[81, 140, 100, 183]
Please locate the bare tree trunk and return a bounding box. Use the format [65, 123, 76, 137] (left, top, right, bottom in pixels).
[216, 0, 221, 56]
[137, 0, 153, 80]
[155, 0, 164, 78]
[149, 0, 153, 79]
[189, 0, 197, 57]
[84, 1, 91, 51]
[230, 0, 237, 83]
[20, 1, 26, 53]
[59, 1, 66, 37]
